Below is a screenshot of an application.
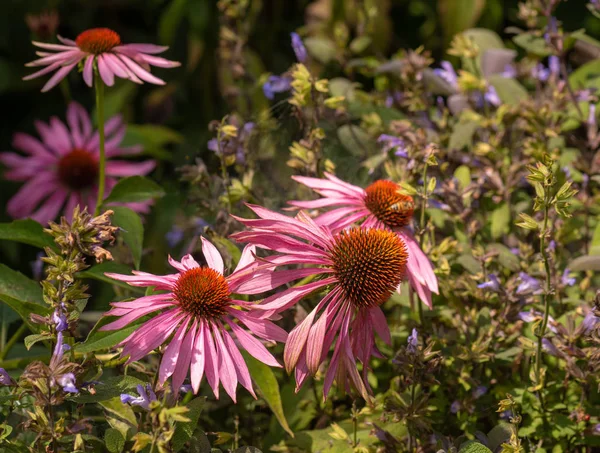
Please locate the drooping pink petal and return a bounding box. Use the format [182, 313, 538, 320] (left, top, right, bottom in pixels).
[97, 54, 115, 86]
[233, 267, 327, 295]
[369, 306, 391, 345]
[212, 324, 238, 402]
[114, 43, 170, 54]
[203, 323, 221, 399]
[190, 321, 206, 393]
[232, 244, 256, 274]
[105, 271, 178, 290]
[117, 54, 166, 85]
[41, 62, 79, 93]
[105, 160, 156, 177]
[30, 189, 67, 224]
[122, 310, 183, 363]
[6, 173, 58, 218]
[66, 102, 93, 148]
[221, 327, 255, 398]
[172, 319, 198, 391]
[83, 55, 94, 87]
[159, 316, 190, 384]
[101, 301, 175, 331]
[226, 319, 281, 367]
[229, 309, 288, 342]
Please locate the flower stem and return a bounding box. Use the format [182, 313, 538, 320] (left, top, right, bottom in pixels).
[94, 71, 106, 216]
[0, 324, 26, 361]
[417, 162, 429, 328]
[535, 203, 552, 401]
[217, 120, 233, 214]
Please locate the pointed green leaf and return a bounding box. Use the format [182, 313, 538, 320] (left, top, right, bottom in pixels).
[111, 207, 144, 270]
[103, 176, 165, 205]
[172, 397, 207, 452]
[105, 428, 125, 453]
[242, 351, 293, 437]
[0, 219, 56, 249]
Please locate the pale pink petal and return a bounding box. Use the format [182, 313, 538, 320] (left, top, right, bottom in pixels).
[212, 324, 238, 402]
[32, 41, 78, 51]
[123, 311, 183, 363]
[201, 237, 224, 274]
[48, 117, 73, 152]
[168, 255, 187, 273]
[181, 254, 201, 270]
[83, 55, 94, 87]
[41, 62, 78, 92]
[190, 321, 206, 393]
[105, 271, 178, 290]
[221, 327, 255, 398]
[136, 54, 181, 68]
[114, 43, 170, 54]
[399, 230, 438, 294]
[232, 244, 256, 274]
[105, 160, 156, 177]
[203, 323, 220, 399]
[284, 308, 318, 373]
[370, 306, 391, 345]
[117, 54, 166, 85]
[229, 310, 288, 342]
[25, 49, 85, 67]
[23, 60, 67, 81]
[254, 277, 335, 312]
[109, 294, 174, 310]
[226, 319, 281, 367]
[159, 316, 190, 384]
[102, 54, 130, 79]
[57, 35, 77, 46]
[97, 54, 115, 86]
[172, 320, 198, 391]
[101, 302, 175, 330]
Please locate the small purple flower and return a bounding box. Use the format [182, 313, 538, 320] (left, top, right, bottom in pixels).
[450, 401, 461, 413]
[580, 312, 599, 335]
[165, 226, 184, 248]
[121, 384, 157, 410]
[377, 134, 408, 158]
[547, 240, 556, 252]
[501, 65, 517, 78]
[576, 89, 593, 102]
[532, 63, 550, 82]
[484, 86, 501, 106]
[549, 56, 560, 77]
[58, 373, 78, 393]
[588, 104, 596, 128]
[542, 338, 560, 357]
[179, 384, 193, 394]
[263, 75, 292, 100]
[516, 272, 542, 295]
[478, 274, 501, 292]
[0, 368, 14, 385]
[472, 386, 487, 399]
[518, 310, 558, 334]
[30, 251, 45, 281]
[53, 309, 68, 332]
[561, 269, 576, 287]
[407, 328, 419, 355]
[291, 32, 307, 63]
[433, 61, 458, 89]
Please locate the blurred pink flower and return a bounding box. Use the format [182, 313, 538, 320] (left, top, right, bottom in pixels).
[101, 238, 286, 401]
[290, 174, 438, 308]
[232, 205, 408, 400]
[24, 28, 180, 92]
[0, 102, 155, 224]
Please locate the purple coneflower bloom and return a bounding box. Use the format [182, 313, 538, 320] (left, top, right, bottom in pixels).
[101, 238, 286, 401]
[0, 102, 155, 224]
[288, 174, 439, 309]
[232, 205, 409, 399]
[24, 28, 180, 92]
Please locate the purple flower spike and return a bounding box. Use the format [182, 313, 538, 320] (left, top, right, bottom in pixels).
[291, 32, 307, 63]
[433, 61, 458, 89]
[478, 274, 500, 292]
[561, 269, 576, 287]
[53, 309, 68, 332]
[407, 328, 418, 355]
[58, 373, 78, 393]
[516, 272, 542, 295]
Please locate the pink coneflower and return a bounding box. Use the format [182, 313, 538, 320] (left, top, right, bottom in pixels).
[0, 102, 155, 224]
[289, 174, 438, 308]
[24, 28, 180, 92]
[101, 238, 286, 401]
[231, 205, 409, 400]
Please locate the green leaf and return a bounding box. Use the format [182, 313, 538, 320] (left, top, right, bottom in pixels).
[569, 255, 600, 271]
[0, 219, 56, 249]
[304, 37, 337, 64]
[75, 318, 141, 354]
[72, 375, 145, 403]
[569, 60, 600, 90]
[188, 428, 212, 453]
[105, 428, 125, 453]
[439, 4, 486, 45]
[24, 333, 51, 350]
[490, 203, 510, 239]
[111, 207, 144, 270]
[77, 261, 143, 292]
[122, 124, 184, 160]
[159, 0, 189, 45]
[462, 28, 504, 53]
[100, 397, 138, 439]
[172, 397, 207, 452]
[459, 441, 493, 453]
[448, 121, 478, 150]
[242, 351, 294, 437]
[454, 165, 471, 190]
[349, 36, 372, 54]
[103, 176, 165, 205]
[0, 264, 47, 330]
[0, 294, 49, 333]
[233, 448, 262, 453]
[513, 33, 551, 56]
[488, 75, 529, 105]
[337, 125, 374, 156]
[487, 423, 512, 451]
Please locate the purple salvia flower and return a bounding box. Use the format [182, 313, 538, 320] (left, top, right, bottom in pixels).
[561, 269, 576, 287]
[549, 56, 560, 77]
[165, 226, 184, 248]
[532, 63, 550, 82]
[580, 312, 599, 335]
[516, 272, 542, 295]
[484, 85, 501, 106]
[478, 274, 501, 292]
[472, 386, 487, 399]
[291, 32, 307, 63]
[377, 134, 408, 158]
[30, 251, 45, 281]
[179, 384, 193, 394]
[0, 368, 14, 385]
[58, 373, 78, 393]
[53, 309, 68, 332]
[542, 338, 560, 357]
[588, 104, 596, 128]
[518, 310, 558, 334]
[263, 75, 292, 100]
[434, 61, 458, 88]
[501, 65, 517, 78]
[407, 328, 419, 355]
[121, 384, 157, 410]
[450, 401, 460, 413]
[547, 240, 556, 252]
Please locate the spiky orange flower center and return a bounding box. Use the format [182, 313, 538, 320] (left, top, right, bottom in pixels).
[173, 267, 231, 319]
[364, 180, 414, 228]
[330, 228, 407, 308]
[57, 149, 98, 190]
[76, 28, 121, 54]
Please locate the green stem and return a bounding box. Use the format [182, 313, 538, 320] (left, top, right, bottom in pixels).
[535, 203, 552, 403]
[217, 121, 233, 214]
[0, 324, 27, 361]
[417, 162, 429, 329]
[94, 71, 106, 216]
